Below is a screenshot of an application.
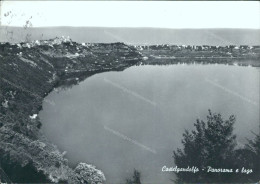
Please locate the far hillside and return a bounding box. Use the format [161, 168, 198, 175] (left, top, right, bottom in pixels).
[0, 27, 260, 46]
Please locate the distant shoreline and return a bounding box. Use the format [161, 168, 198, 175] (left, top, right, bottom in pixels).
[1, 27, 259, 45]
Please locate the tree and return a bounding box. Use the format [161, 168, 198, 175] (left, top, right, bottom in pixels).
[245, 133, 260, 182]
[235, 132, 260, 182]
[173, 110, 238, 183]
[125, 169, 141, 184]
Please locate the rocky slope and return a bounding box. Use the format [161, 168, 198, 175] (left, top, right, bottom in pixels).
[0, 37, 143, 183]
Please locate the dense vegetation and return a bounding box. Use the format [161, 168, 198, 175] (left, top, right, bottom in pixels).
[173, 110, 260, 183]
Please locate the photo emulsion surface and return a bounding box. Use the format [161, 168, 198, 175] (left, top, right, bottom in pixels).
[0, 1, 259, 183]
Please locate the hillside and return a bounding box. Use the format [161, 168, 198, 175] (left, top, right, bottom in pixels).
[1, 27, 260, 45]
[0, 37, 143, 183]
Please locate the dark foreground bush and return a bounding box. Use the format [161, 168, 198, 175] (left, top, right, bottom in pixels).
[173, 110, 259, 183]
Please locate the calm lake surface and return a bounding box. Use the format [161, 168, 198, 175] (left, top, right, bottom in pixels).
[39, 64, 259, 184]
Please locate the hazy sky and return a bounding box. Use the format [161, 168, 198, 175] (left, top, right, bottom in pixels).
[0, 1, 259, 28]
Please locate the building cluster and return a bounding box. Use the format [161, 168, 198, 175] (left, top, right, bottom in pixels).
[135, 44, 260, 53]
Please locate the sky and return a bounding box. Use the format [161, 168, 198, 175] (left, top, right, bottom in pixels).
[0, 1, 260, 29]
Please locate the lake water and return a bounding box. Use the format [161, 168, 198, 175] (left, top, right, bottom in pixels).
[39, 64, 259, 184]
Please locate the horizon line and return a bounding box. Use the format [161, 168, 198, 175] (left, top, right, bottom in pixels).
[1, 26, 260, 30]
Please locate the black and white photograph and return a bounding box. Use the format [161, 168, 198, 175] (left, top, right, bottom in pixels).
[0, 1, 259, 183]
